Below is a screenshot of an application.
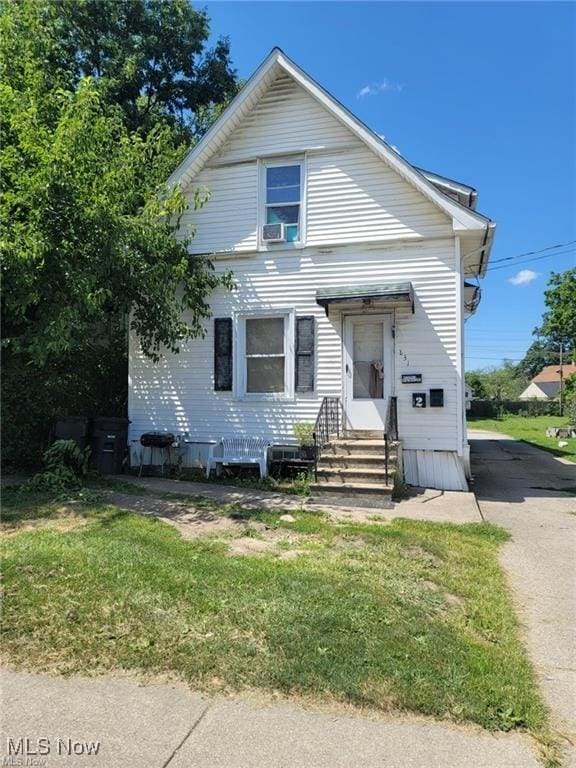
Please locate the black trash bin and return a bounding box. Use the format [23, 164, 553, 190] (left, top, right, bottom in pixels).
[53, 416, 90, 450]
[90, 417, 129, 474]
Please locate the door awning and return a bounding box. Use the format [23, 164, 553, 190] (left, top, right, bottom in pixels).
[316, 282, 414, 315]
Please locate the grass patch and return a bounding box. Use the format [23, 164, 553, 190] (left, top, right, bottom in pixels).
[0, 491, 550, 742]
[468, 415, 576, 462]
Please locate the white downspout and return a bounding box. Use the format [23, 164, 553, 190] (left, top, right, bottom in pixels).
[454, 236, 465, 458]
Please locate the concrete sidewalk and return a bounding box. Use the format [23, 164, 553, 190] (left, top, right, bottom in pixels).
[112, 474, 483, 524]
[469, 430, 576, 760]
[0, 670, 540, 768]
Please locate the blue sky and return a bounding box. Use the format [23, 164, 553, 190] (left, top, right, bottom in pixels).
[204, 2, 575, 370]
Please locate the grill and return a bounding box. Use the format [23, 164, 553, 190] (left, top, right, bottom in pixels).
[140, 432, 175, 448]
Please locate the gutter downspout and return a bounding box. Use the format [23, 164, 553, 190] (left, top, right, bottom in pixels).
[477, 221, 492, 276]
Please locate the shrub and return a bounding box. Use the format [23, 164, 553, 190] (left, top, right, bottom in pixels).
[27, 440, 91, 493]
[293, 421, 315, 447]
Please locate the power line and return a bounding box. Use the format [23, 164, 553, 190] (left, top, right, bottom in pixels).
[466, 356, 525, 361]
[488, 239, 576, 266]
[485, 248, 575, 273]
[467, 239, 576, 273]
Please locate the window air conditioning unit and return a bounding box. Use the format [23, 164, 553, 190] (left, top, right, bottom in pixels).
[262, 223, 285, 243]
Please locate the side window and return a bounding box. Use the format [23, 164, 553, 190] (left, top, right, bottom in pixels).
[265, 164, 301, 243]
[245, 316, 286, 394]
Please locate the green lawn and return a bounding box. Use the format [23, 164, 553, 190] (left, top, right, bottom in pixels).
[1, 485, 551, 746]
[468, 415, 576, 462]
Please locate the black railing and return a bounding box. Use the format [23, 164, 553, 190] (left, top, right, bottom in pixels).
[384, 396, 398, 485]
[313, 396, 344, 480]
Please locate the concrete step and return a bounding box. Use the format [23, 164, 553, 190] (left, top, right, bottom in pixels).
[309, 482, 393, 510]
[344, 430, 385, 440]
[316, 467, 391, 485]
[318, 454, 392, 470]
[324, 440, 387, 456]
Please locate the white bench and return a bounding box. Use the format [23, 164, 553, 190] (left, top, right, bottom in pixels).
[206, 437, 271, 479]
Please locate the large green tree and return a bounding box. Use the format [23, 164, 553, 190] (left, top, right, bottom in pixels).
[1, 0, 237, 466]
[516, 339, 561, 380]
[1, 0, 238, 142]
[516, 269, 576, 380]
[537, 268, 576, 351]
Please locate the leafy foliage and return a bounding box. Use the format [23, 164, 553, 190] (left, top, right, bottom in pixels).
[563, 373, 576, 427]
[1, 75, 232, 362]
[1, 0, 238, 142]
[465, 371, 488, 400]
[27, 439, 91, 493]
[293, 421, 315, 447]
[516, 339, 562, 381]
[465, 362, 528, 401]
[536, 268, 576, 349]
[1, 1, 238, 467]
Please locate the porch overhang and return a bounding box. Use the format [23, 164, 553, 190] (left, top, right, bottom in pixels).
[316, 282, 415, 316]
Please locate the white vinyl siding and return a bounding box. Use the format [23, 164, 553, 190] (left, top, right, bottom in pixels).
[130, 66, 468, 487]
[306, 148, 451, 244]
[181, 75, 450, 254]
[129, 239, 459, 453]
[212, 73, 360, 164]
[179, 162, 259, 254]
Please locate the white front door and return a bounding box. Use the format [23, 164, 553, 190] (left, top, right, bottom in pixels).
[343, 314, 393, 430]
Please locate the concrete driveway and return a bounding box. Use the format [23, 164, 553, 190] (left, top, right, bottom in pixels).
[469, 430, 576, 754]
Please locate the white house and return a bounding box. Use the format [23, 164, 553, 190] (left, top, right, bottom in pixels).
[129, 48, 495, 496]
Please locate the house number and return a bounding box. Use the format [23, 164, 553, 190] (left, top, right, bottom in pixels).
[413, 392, 426, 408]
[398, 349, 410, 365]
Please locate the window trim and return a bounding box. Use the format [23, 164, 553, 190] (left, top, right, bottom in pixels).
[235, 310, 295, 400]
[258, 156, 306, 248]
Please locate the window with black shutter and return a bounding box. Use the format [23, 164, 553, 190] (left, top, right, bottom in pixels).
[295, 316, 315, 393]
[214, 318, 233, 391]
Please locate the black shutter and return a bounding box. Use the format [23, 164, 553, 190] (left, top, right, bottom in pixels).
[295, 316, 315, 393]
[214, 318, 233, 391]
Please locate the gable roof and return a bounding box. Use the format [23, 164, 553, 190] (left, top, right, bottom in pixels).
[168, 48, 495, 256]
[533, 363, 576, 383]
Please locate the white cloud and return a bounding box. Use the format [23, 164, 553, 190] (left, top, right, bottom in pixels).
[508, 269, 539, 286]
[357, 79, 404, 97]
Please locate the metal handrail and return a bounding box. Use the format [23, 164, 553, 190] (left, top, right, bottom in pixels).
[313, 396, 343, 480]
[313, 395, 397, 485]
[384, 396, 398, 485]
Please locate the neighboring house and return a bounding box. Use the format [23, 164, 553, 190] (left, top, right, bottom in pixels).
[519, 364, 576, 401]
[129, 49, 495, 494]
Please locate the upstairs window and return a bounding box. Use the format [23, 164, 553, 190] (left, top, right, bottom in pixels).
[265, 163, 302, 243]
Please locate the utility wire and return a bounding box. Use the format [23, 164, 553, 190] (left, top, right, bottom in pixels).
[488, 239, 576, 266]
[485, 248, 575, 273]
[467, 239, 576, 273]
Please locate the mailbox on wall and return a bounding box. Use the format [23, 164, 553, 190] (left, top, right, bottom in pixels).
[430, 389, 444, 407]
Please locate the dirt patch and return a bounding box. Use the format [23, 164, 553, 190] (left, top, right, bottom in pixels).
[422, 579, 464, 607]
[104, 492, 309, 554]
[104, 491, 239, 539]
[0, 510, 90, 536]
[223, 523, 306, 558]
[226, 536, 305, 559]
[227, 537, 275, 556]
